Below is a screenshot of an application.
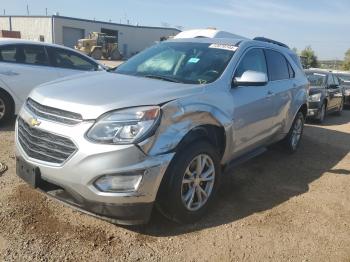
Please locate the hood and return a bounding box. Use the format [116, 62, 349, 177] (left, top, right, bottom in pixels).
[30, 72, 204, 119]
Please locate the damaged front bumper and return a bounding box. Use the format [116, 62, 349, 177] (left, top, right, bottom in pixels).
[15, 108, 175, 225]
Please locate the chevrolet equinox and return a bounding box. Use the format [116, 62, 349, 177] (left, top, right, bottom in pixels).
[15, 35, 308, 225]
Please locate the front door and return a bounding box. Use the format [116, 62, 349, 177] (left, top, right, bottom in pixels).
[230, 48, 275, 155]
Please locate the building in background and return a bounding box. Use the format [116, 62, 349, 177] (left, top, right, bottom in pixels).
[0, 15, 180, 58]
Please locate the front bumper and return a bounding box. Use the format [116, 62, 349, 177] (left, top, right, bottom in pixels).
[307, 101, 322, 118]
[15, 107, 174, 225]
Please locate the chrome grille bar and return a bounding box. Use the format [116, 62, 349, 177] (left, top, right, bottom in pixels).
[18, 117, 77, 164]
[26, 98, 83, 125]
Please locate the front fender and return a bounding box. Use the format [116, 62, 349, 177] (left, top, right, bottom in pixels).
[138, 98, 233, 163]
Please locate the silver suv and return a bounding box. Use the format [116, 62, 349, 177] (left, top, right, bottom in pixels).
[15, 36, 308, 225]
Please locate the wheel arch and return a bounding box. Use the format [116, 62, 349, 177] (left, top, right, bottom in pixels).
[0, 87, 15, 113]
[138, 99, 232, 162]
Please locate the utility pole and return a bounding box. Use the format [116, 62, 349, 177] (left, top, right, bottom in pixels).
[3, 9, 5, 15]
[26, 4, 29, 15]
[45, 8, 48, 16]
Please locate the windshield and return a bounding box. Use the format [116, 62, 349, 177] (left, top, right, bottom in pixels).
[306, 72, 326, 87]
[115, 42, 236, 84]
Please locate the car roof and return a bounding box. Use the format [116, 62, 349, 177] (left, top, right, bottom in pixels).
[0, 38, 73, 50]
[167, 37, 293, 54]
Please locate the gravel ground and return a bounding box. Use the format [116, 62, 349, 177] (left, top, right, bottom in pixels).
[0, 110, 349, 261]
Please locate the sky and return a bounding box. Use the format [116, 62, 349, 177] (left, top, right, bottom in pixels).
[1, 0, 350, 60]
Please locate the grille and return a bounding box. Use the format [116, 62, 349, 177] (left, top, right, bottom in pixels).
[26, 98, 83, 125]
[18, 117, 77, 164]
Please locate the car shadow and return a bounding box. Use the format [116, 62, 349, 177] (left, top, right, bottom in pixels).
[0, 118, 16, 132]
[128, 124, 350, 236]
[307, 109, 350, 126]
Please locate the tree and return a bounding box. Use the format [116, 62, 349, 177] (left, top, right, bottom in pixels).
[292, 47, 298, 54]
[343, 49, 350, 71]
[300, 46, 319, 68]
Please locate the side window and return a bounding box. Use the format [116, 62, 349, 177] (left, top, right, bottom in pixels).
[265, 50, 290, 81]
[0, 45, 17, 63]
[21, 45, 49, 66]
[333, 75, 340, 86]
[48, 47, 97, 71]
[287, 61, 295, 78]
[235, 48, 267, 78]
[327, 74, 335, 86]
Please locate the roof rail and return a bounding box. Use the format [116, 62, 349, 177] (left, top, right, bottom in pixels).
[253, 37, 289, 49]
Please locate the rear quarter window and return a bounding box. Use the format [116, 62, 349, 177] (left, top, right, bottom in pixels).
[265, 49, 289, 81]
[0, 45, 17, 62]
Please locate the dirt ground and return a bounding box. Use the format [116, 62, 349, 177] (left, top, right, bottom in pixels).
[0, 109, 349, 262]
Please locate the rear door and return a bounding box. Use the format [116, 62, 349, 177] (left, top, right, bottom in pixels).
[264, 49, 295, 132]
[330, 74, 343, 108]
[0, 44, 59, 104]
[326, 74, 341, 109]
[47, 47, 99, 78]
[230, 48, 275, 155]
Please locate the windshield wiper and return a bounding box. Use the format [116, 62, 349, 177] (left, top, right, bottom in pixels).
[143, 74, 183, 83]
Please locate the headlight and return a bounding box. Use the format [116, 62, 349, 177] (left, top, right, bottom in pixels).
[308, 93, 322, 102]
[344, 89, 350, 96]
[87, 106, 160, 144]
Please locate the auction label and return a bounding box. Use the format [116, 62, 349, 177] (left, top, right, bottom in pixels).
[209, 44, 238, 51]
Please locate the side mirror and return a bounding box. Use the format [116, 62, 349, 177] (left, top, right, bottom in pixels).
[233, 70, 268, 87]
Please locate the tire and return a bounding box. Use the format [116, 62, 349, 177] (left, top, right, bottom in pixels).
[110, 49, 122, 60]
[0, 90, 14, 125]
[157, 141, 221, 224]
[317, 103, 326, 123]
[90, 49, 102, 60]
[282, 111, 305, 153]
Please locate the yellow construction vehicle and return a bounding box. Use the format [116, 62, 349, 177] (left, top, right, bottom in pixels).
[75, 32, 122, 60]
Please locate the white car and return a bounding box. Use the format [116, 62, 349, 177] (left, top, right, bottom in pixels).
[0, 38, 105, 123]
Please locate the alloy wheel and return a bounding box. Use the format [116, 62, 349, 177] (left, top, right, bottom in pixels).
[181, 154, 215, 211]
[291, 115, 303, 149]
[0, 97, 5, 120]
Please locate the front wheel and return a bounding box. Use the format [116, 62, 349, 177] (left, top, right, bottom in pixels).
[90, 49, 102, 60]
[0, 91, 14, 125]
[282, 111, 305, 153]
[157, 141, 221, 224]
[317, 103, 326, 123]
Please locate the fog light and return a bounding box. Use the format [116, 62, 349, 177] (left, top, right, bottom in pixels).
[94, 172, 143, 192]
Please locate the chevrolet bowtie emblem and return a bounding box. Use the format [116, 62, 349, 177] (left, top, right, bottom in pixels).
[30, 118, 41, 127]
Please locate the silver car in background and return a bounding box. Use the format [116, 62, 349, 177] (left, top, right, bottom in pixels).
[15, 36, 308, 225]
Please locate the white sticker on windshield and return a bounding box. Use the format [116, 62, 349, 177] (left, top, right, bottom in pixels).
[188, 57, 200, 63]
[209, 44, 238, 51]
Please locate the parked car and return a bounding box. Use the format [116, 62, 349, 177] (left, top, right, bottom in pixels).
[0, 38, 106, 123]
[305, 70, 344, 123]
[335, 72, 350, 106]
[15, 33, 308, 225]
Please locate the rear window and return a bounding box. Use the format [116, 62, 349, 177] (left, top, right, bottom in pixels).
[0, 45, 17, 62]
[0, 44, 49, 66]
[265, 49, 289, 81]
[289, 53, 303, 69]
